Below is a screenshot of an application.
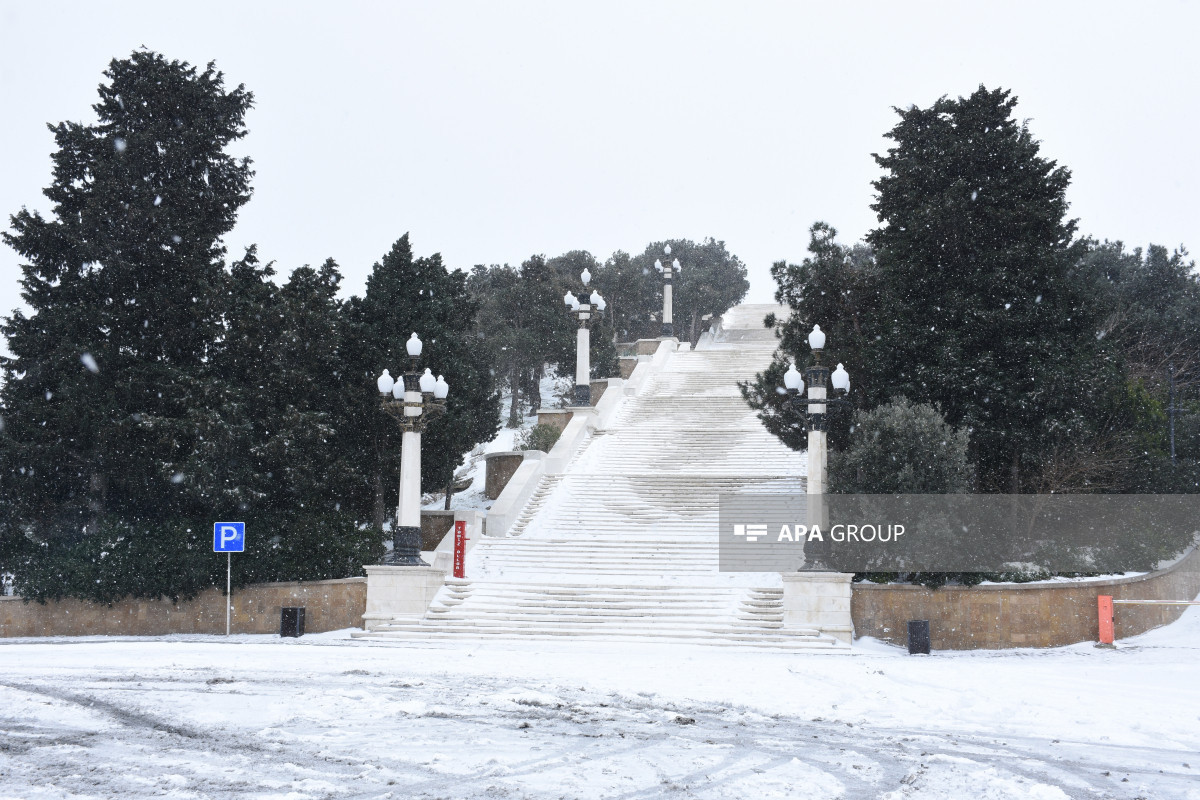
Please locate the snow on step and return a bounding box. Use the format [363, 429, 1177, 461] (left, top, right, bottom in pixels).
[357, 304, 844, 650]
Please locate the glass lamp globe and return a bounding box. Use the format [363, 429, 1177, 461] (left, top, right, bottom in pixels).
[406, 333, 423, 357]
[580, 268, 591, 286]
[419, 368, 436, 393]
[664, 244, 672, 255]
[672, 258, 681, 272]
[808, 324, 826, 351]
[377, 369, 394, 396]
[434, 375, 449, 400]
[831, 363, 850, 392]
[783, 364, 804, 392]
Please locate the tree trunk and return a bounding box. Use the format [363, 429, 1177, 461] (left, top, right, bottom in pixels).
[689, 312, 699, 349]
[86, 468, 108, 534]
[507, 362, 521, 427]
[371, 434, 386, 533]
[444, 479, 453, 510]
[530, 363, 544, 413]
[1010, 450, 1020, 494]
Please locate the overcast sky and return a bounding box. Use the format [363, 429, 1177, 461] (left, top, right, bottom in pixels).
[2, 1, 1197, 340]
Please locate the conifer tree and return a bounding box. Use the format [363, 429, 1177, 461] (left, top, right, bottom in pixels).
[1, 51, 252, 555]
[867, 86, 1116, 491]
[344, 235, 499, 531]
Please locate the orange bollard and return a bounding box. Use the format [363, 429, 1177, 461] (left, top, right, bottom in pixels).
[1098, 595, 1114, 644]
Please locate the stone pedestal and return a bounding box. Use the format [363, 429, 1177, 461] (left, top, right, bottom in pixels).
[536, 408, 573, 432]
[484, 451, 524, 499]
[781, 572, 854, 643]
[362, 565, 445, 630]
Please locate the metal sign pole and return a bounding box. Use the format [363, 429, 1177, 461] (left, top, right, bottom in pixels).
[213, 522, 245, 637]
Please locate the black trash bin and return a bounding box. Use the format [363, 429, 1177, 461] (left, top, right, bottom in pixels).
[907, 620, 931, 654]
[281, 607, 306, 638]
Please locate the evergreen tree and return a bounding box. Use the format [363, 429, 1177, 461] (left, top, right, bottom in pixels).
[594, 250, 659, 342]
[1, 51, 253, 595]
[668, 238, 750, 347]
[545, 250, 618, 392]
[467, 263, 531, 426]
[344, 235, 500, 531]
[597, 239, 749, 346]
[829, 398, 974, 494]
[864, 86, 1118, 492]
[740, 223, 876, 452]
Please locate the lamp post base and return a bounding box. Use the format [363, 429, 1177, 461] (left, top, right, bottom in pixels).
[383, 525, 428, 566]
[573, 384, 591, 406]
[661, 323, 674, 338]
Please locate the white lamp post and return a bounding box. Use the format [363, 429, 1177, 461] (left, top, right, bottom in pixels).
[376, 333, 449, 566]
[564, 269, 606, 406]
[653, 243, 680, 338]
[781, 324, 851, 498]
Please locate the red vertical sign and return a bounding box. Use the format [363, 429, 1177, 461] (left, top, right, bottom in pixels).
[1097, 595, 1114, 644]
[453, 520, 466, 579]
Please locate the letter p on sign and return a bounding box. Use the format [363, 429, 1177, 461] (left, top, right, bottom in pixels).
[213, 522, 245, 553]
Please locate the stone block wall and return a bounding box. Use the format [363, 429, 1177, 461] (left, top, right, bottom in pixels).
[419, 510, 454, 550]
[851, 546, 1200, 649]
[485, 451, 525, 499]
[0, 577, 367, 638]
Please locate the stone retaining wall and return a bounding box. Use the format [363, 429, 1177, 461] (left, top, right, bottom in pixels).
[851, 546, 1200, 649]
[0, 577, 366, 638]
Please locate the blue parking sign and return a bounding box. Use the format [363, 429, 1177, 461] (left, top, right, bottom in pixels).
[213, 522, 245, 553]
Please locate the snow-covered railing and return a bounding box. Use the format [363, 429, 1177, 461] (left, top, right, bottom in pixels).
[485, 451, 546, 537]
[484, 341, 679, 538]
[623, 338, 678, 398]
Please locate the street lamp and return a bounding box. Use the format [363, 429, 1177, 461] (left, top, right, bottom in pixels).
[782, 324, 851, 497]
[654, 244, 680, 339]
[564, 268, 606, 406]
[376, 332, 449, 566]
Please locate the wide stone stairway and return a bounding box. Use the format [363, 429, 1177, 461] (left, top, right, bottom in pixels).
[356, 304, 849, 649]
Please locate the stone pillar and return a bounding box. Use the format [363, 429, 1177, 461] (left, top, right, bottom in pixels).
[781, 572, 854, 644]
[806, 383, 827, 497]
[389, 427, 425, 565]
[662, 274, 673, 337]
[575, 316, 591, 406]
[362, 565, 446, 630]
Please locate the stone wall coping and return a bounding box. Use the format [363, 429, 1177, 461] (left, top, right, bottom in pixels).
[852, 544, 1198, 593]
[0, 574, 368, 604]
[484, 450, 524, 460]
[363, 565, 445, 576]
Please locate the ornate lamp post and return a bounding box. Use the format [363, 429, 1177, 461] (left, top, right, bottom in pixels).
[376, 333, 449, 565]
[654, 244, 680, 338]
[563, 268, 606, 406]
[783, 325, 851, 497]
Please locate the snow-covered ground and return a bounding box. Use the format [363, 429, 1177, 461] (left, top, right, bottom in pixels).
[2, 607, 1198, 799]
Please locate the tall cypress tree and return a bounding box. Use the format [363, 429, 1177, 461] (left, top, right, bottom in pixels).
[343, 235, 500, 531]
[866, 86, 1115, 492]
[0, 51, 256, 600]
[1, 51, 253, 557]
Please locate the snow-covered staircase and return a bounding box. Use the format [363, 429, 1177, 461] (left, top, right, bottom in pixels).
[356, 304, 848, 650]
